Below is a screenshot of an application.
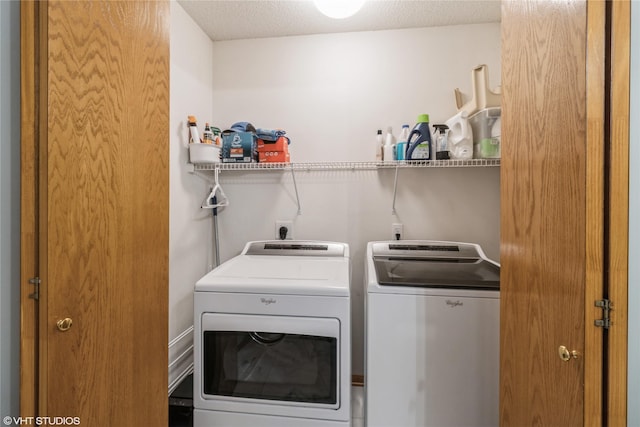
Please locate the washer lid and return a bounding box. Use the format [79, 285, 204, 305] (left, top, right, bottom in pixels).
[195, 253, 350, 296]
[371, 241, 499, 290]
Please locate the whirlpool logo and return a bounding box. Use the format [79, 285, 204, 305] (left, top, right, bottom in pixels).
[446, 300, 463, 308]
[260, 297, 277, 306]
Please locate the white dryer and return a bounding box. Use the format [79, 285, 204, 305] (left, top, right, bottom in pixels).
[193, 240, 351, 427]
[365, 240, 500, 427]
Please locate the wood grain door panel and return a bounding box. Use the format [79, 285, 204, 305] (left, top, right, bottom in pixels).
[500, 1, 595, 424]
[21, 1, 170, 425]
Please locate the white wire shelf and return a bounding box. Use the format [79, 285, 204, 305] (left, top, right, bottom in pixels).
[192, 159, 500, 171]
[189, 158, 500, 216]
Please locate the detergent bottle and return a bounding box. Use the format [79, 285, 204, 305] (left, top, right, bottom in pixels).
[445, 110, 473, 159]
[406, 114, 432, 160]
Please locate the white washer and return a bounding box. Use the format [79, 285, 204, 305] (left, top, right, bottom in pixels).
[193, 240, 351, 427]
[365, 240, 500, 427]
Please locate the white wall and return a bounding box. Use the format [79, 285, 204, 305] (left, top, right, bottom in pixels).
[168, 0, 216, 391]
[0, 0, 20, 416]
[208, 23, 501, 374]
[628, 1, 639, 424]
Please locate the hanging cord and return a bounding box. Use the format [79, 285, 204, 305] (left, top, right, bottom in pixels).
[200, 168, 225, 267]
[391, 163, 399, 214]
[211, 195, 220, 267]
[202, 167, 229, 209]
[290, 163, 302, 215]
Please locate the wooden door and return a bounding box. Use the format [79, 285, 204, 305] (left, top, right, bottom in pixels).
[20, 1, 170, 425]
[500, 0, 629, 425]
[607, 0, 631, 423]
[500, 1, 595, 421]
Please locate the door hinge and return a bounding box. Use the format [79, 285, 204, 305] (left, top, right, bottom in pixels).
[594, 299, 612, 329]
[29, 277, 41, 300]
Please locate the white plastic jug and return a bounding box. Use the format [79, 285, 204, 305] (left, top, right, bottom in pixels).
[445, 110, 473, 160]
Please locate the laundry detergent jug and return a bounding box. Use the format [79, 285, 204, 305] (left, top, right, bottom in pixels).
[406, 114, 432, 160]
[445, 110, 473, 160]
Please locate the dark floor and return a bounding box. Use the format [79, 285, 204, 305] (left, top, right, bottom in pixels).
[169, 373, 193, 427]
[168, 373, 365, 426]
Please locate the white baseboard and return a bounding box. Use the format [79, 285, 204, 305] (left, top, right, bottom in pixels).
[168, 326, 194, 395]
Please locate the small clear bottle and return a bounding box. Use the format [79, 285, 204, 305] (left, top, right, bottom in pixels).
[375, 129, 383, 161]
[433, 124, 450, 160]
[203, 123, 214, 145]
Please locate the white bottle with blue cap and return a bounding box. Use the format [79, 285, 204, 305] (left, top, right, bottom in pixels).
[383, 127, 396, 161]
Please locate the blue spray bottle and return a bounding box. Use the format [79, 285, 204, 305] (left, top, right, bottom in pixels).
[406, 114, 432, 160]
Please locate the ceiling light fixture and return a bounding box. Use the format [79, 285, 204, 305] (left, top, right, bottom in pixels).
[313, 0, 366, 19]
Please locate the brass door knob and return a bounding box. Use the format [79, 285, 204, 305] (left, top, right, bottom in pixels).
[558, 345, 580, 362]
[56, 317, 73, 332]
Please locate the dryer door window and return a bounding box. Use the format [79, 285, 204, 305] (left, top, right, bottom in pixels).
[200, 313, 339, 408]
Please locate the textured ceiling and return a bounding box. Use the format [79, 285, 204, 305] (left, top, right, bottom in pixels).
[177, 0, 502, 41]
